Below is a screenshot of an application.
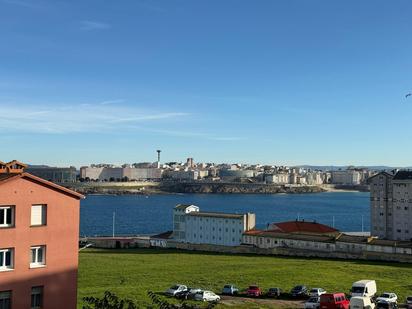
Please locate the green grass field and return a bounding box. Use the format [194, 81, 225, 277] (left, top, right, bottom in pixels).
[78, 248, 412, 308]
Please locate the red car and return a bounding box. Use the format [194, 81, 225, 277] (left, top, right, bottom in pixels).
[247, 285, 262, 297]
[320, 293, 350, 309]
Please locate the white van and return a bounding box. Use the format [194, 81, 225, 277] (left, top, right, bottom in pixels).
[350, 296, 376, 309]
[351, 280, 377, 298]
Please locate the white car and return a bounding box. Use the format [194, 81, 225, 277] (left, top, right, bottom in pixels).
[376, 293, 398, 304]
[310, 288, 326, 297]
[304, 297, 320, 309]
[194, 291, 221, 302]
[165, 284, 188, 296]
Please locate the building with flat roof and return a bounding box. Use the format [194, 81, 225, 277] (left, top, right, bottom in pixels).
[369, 170, 412, 241]
[0, 160, 84, 309]
[26, 166, 77, 183]
[172, 204, 255, 246]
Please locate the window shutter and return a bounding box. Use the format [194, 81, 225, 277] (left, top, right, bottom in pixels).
[31, 205, 43, 226]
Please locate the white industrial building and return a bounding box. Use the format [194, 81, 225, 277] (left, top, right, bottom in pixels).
[172, 204, 255, 246]
[331, 170, 361, 185]
[80, 166, 162, 181]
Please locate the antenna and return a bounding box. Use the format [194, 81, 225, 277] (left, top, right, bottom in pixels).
[156, 150, 161, 168]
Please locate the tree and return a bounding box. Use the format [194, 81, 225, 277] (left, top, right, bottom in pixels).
[82, 291, 138, 309]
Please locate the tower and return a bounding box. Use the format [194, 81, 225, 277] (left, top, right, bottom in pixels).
[156, 150, 161, 168]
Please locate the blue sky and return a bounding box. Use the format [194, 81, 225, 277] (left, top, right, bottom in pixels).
[1, 0, 412, 167]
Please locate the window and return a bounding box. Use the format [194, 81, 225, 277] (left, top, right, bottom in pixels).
[0, 291, 11, 309]
[30, 246, 46, 268]
[0, 249, 13, 271]
[0, 207, 14, 228]
[31, 205, 46, 226]
[31, 286, 43, 309]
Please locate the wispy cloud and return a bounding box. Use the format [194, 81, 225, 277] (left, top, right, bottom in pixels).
[100, 99, 124, 105]
[0, 103, 188, 134]
[1, 0, 41, 8]
[79, 20, 111, 31]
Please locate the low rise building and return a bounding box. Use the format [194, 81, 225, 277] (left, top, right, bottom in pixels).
[172, 204, 255, 246]
[26, 166, 77, 183]
[80, 166, 161, 181]
[0, 160, 84, 308]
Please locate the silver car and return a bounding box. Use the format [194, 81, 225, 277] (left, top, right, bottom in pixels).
[165, 284, 188, 296]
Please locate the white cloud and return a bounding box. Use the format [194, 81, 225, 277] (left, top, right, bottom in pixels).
[0, 103, 188, 134]
[79, 20, 111, 31]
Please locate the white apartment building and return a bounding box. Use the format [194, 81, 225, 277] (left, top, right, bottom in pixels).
[370, 171, 412, 241]
[172, 204, 255, 246]
[331, 170, 361, 185]
[266, 173, 289, 185]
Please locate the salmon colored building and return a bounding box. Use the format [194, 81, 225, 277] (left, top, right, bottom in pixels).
[0, 160, 84, 309]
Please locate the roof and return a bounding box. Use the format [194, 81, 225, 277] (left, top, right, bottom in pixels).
[151, 231, 173, 239]
[271, 221, 339, 234]
[243, 229, 335, 243]
[0, 172, 84, 199]
[393, 170, 412, 181]
[175, 204, 197, 210]
[188, 211, 245, 219]
[367, 171, 394, 183]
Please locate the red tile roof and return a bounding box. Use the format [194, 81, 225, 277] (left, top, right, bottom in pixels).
[271, 221, 339, 234]
[0, 172, 84, 199]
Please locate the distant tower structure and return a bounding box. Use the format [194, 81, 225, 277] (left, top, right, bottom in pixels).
[186, 157, 194, 168]
[156, 150, 161, 168]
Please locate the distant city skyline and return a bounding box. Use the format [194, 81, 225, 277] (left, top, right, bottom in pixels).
[2, 0, 412, 166]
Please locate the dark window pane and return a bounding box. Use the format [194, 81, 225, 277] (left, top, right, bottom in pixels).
[6, 209, 11, 225]
[0, 209, 4, 224]
[0, 253, 3, 266]
[5, 252, 11, 266]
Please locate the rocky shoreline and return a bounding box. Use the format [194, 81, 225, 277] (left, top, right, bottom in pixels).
[64, 182, 328, 195]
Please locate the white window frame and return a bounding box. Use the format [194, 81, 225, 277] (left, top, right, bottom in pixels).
[0, 206, 14, 228]
[0, 249, 14, 271]
[30, 246, 46, 268]
[31, 205, 47, 227]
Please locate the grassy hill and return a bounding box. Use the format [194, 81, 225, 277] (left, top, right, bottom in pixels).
[78, 248, 412, 308]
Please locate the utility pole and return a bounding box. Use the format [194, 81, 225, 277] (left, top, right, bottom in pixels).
[112, 211, 116, 237]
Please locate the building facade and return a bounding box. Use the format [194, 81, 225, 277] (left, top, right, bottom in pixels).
[369, 172, 394, 240]
[80, 166, 162, 181]
[0, 160, 83, 309]
[26, 166, 77, 183]
[172, 204, 255, 246]
[370, 170, 412, 241]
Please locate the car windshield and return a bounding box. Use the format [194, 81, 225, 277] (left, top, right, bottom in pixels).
[407, 297, 412, 301]
[294, 286, 304, 290]
[380, 293, 390, 298]
[308, 298, 319, 303]
[311, 289, 318, 292]
[170, 285, 180, 290]
[224, 285, 231, 289]
[352, 286, 365, 293]
[269, 288, 278, 292]
[249, 286, 258, 290]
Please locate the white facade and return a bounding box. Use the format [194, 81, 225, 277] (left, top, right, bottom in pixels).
[266, 173, 289, 184]
[80, 166, 162, 181]
[331, 170, 361, 185]
[172, 204, 255, 246]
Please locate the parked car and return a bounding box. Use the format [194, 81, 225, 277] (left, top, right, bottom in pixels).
[165, 284, 188, 297]
[376, 293, 398, 304]
[376, 301, 398, 309]
[193, 291, 220, 302]
[222, 285, 239, 295]
[349, 296, 375, 309]
[304, 297, 320, 309]
[247, 285, 262, 297]
[406, 296, 412, 309]
[291, 285, 309, 298]
[267, 287, 282, 298]
[320, 293, 349, 309]
[310, 288, 327, 297]
[351, 280, 377, 299]
[177, 288, 202, 300]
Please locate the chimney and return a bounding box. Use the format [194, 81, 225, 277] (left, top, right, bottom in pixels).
[0, 160, 27, 174]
